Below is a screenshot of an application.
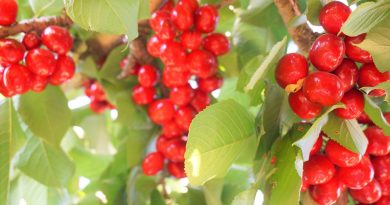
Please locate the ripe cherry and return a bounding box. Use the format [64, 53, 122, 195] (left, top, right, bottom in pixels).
[333, 59, 359, 92]
[275, 53, 308, 89]
[162, 120, 184, 138]
[338, 156, 374, 189]
[357, 112, 373, 125]
[160, 0, 174, 11]
[50, 55, 76, 85]
[319, 1, 351, 35]
[310, 134, 323, 156]
[156, 135, 168, 153]
[132, 85, 156, 105]
[138, 65, 159, 87]
[147, 36, 166, 57]
[179, 0, 199, 11]
[162, 69, 191, 88]
[142, 152, 165, 176]
[175, 106, 196, 131]
[198, 75, 223, 93]
[150, 11, 171, 32]
[309, 34, 345, 72]
[350, 179, 382, 204]
[289, 90, 323, 120]
[345, 34, 373, 63]
[26, 48, 56, 76]
[309, 176, 342, 205]
[377, 196, 390, 205]
[0, 39, 25, 64]
[188, 49, 218, 79]
[86, 82, 106, 101]
[30, 75, 48, 93]
[0, 0, 17, 26]
[203, 33, 230, 56]
[3, 64, 30, 94]
[357, 63, 389, 97]
[148, 99, 176, 125]
[22, 32, 41, 50]
[180, 31, 202, 50]
[190, 90, 211, 112]
[119, 59, 140, 76]
[156, 20, 176, 40]
[89, 100, 110, 113]
[195, 5, 218, 33]
[364, 126, 390, 156]
[325, 140, 361, 167]
[171, 2, 194, 31]
[303, 154, 336, 185]
[41, 26, 73, 54]
[163, 138, 186, 162]
[170, 84, 194, 106]
[334, 89, 364, 119]
[0, 67, 14, 97]
[302, 71, 344, 106]
[160, 41, 187, 66]
[167, 161, 186, 178]
[372, 155, 390, 181]
[379, 179, 390, 196]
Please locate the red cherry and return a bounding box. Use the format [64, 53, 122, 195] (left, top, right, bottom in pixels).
[338, 156, 374, 189]
[190, 90, 211, 112]
[41, 26, 73, 55]
[345, 34, 373, 63]
[119, 59, 140, 76]
[26, 48, 56, 76]
[3, 64, 30, 94]
[165, 64, 189, 73]
[0, 67, 14, 97]
[195, 5, 218, 33]
[162, 69, 191, 88]
[289, 89, 323, 120]
[309, 34, 345, 72]
[142, 152, 165, 176]
[160, 41, 187, 66]
[138, 65, 159, 87]
[89, 100, 113, 113]
[372, 155, 390, 181]
[303, 71, 344, 106]
[319, 1, 351, 35]
[0, 0, 17, 26]
[22, 32, 41, 50]
[365, 126, 390, 156]
[160, 0, 174, 11]
[379, 179, 390, 196]
[170, 84, 194, 106]
[149, 11, 171, 32]
[148, 99, 176, 125]
[188, 49, 218, 79]
[156, 135, 168, 153]
[333, 59, 359, 92]
[179, 0, 199, 11]
[171, 3, 194, 31]
[334, 89, 364, 119]
[358, 63, 389, 97]
[87, 82, 106, 101]
[0, 39, 25, 64]
[275, 53, 308, 89]
[350, 179, 382, 204]
[50, 55, 76, 85]
[180, 31, 202, 50]
[132, 85, 156, 105]
[357, 112, 373, 125]
[301, 180, 309, 192]
[175, 106, 196, 131]
[30, 75, 48, 93]
[163, 138, 186, 162]
[167, 161, 186, 178]
[147, 35, 166, 57]
[376, 196, 390, 205]
[325, 140, 361, 167]
[198, 75, 223, 93]
[303, 154, 336, 185]
[156, 20, 176, 40]
[310, 134, 323, 156]
[203, 33, 230, 56]
[309, 176, 342, 205]
[162, 120, 184, 138]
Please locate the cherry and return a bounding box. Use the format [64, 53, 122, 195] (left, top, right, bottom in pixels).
[147, 35, 166, 57]
[357, 63, 389, 97]
[325, 140, 361, 167]
[188, 49, 218, 79]
[148, 99, 176, 125]
[364, 126, 390, 156]
[350, 179, 382, 204]
[0, 0, 17, 26]
[26, 48, 56, 77]
[138, 65, 159, 87]
[190, 89, 211, 112]
[89, 100, 111, 113]
[289, 89, 323, 120]
[310, 134, 323, 155]
[142, 152, 165, 176]
[160, 41, 187, 66]
[162, 120, 184, 138]
[86, 82, 106, 101]
[163, 138, 186, 162]
[175, 106, 196, 131]
[301, 181, 309, 192]
[357, 112, 373, 125]
[379, 180, 390, 196]
[2, 64, 30, 94]
[309, 176, 342, 205]
[333, 59, 359, 92]
[309, 34, 345, 72]
[372, 155, 390, 182]
[150, 11, 171, 32]
[50, 55, 76, 85]
[338, 156, 374, 189]
[156, 135, 168, 153]
[334, 89, 364, 119]
[376, 196, 390, 205]
[0, 67, 14, 97]
[179, 0, 199, 11]
[160, 0, 174, 11]
[156, 20, 176, 40]
[171, 2, 194, 31]
[167, 161, 186, 178]
[195, 5, 218, 33]
[319, 1, 351, 35]
[162, 69, 191, 88]
[30, 75, 48, 93]
[119, 59, 140, 76]
[198, 75, 223, 93]
[22, 32, 41, 50]
[41, 26, 73, 54]
[275, 53, 308, 89]
[180, 31, 202, 50]
[203, 33, 230, 56]
[345, 34, 373, 63]
[0, 39, 25, 64]
[132, 85, 156, 105]
[170, 84, 194, 106]
[302, 71, 344, 106]
[303, 154, 335, 185]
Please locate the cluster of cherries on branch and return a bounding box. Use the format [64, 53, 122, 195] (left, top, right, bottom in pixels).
[0, 0, 75, 98]
[274, 2, 390, 205]
[133, 0, 230, 178]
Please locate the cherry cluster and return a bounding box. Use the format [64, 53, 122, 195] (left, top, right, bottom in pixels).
[84, 80, 115, 113]
[275, 1, 389, 121]
[136, 0, 229, 178]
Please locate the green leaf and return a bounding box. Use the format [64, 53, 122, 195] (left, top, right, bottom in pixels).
[306, 0, 322, 25]
[99, 45, 129, 83]
[0, 100, 12, 205]
[150, 189, 166, 205]
[340, 1, 390, 36]
[78, 57, 99, 79]
[364, 95, 390, 135]
[231, 189, 257, 205]
[69, 147, 112, 179]
[203, 179, 224, 205]
[15, 86, 72, 145]
[15, 137, 75, 187]
[185, 100, 256, 186]
[65, 0, 140, 41]
[17, 0, 34, 20]
[138, 0, 150, 20]
[127, 168, 157, 205]
[29, 0, 63, 16]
